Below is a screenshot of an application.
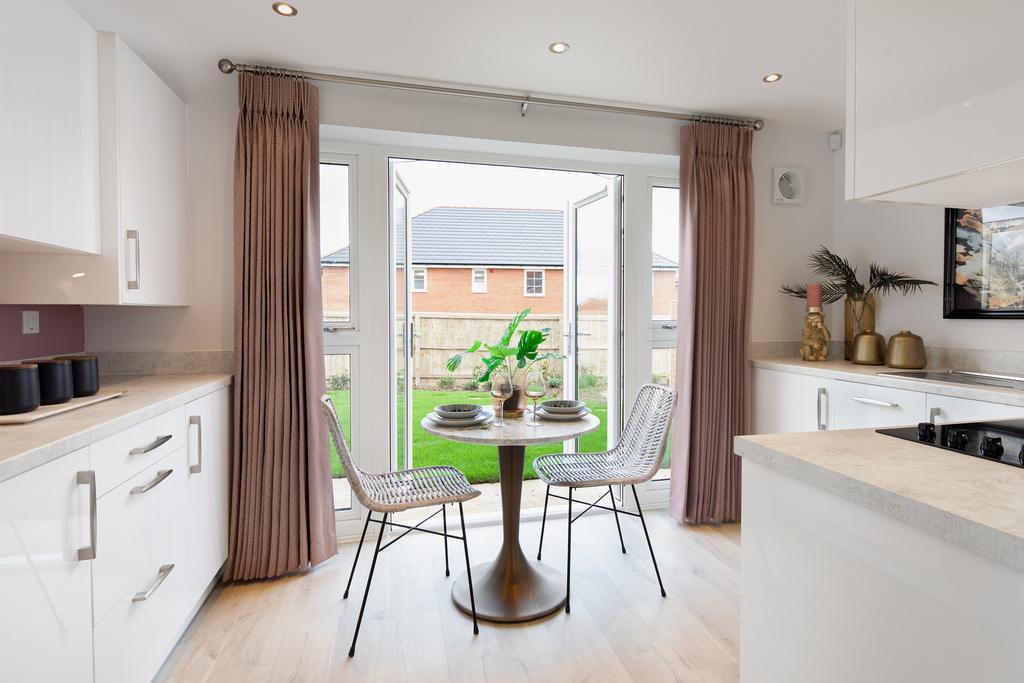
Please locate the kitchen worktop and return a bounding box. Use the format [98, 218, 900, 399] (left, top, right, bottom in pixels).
[0, 373, 231, 484]
[735, 427, 1024, 572]
[753, 357, 1024, 407]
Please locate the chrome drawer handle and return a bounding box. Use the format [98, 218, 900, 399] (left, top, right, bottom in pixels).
[126, 229, 140, 290]
[76, 471, 98, 561]
[129, 434, 172, 456]
[817, 387, 828, 431]
[132, 564, 174, 603]
[189, 415, 203, 474]
[130, 469, 172, 495]
[851, 396, 899, 408]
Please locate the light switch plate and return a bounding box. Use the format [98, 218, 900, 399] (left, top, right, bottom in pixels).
[22, 310, 39, 335]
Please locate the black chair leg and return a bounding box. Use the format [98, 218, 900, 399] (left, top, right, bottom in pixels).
[565, 487, 572, 614]
[631, 485, 666, 598]
[442, 504, 450, 577]
[458, 502, 479, 635]
[608, 485, 626, 554]
[537, 485, 550, 560]
[343, 512, 372, 599]
[349, 513, 388, 657]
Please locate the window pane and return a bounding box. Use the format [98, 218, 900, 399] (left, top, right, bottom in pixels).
[325, 353, 353, 510]
[320, 164, 351, 324]
[651, 347, 675, 480]
[652, 187, 679, 322]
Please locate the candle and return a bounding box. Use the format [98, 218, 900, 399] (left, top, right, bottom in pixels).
[806, 282, 823, 308]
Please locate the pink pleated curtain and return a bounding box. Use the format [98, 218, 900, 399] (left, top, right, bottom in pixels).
[224, 72, 337, 580]
[668, 123, 754, 525]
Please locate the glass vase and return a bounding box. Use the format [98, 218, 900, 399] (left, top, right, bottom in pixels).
[843, 294, 876, 361]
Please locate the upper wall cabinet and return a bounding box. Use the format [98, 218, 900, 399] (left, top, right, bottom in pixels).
[845, 1, 1024, 206]
[0, 31, 189, 306]
[0, 0, 100, 254]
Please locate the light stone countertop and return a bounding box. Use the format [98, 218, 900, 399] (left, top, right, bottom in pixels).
[753, 357, 1024, 407]
[421, 411, 599, 446]
[0, 373, 232, 484]
[735, 428, 1024, 572]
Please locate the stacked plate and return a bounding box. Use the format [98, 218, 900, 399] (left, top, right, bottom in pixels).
[427, 403, 493, 427]
[535, 399, 592, 422]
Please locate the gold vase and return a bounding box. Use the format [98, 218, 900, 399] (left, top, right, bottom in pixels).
[844, 294, 876, 361]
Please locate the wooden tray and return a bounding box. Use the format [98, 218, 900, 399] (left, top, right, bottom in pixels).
[0, 389, 127, 425]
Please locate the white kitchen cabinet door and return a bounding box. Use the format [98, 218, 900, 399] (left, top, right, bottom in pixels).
[925, 394, 1024, 424]
[752, 369, 832, 434]
[831, 380, 927, 430]
[184, 387, 231, 596]
[846, 0, 1024, 206]
[0, 448, 94, 682]
[0, 0, 100, 254]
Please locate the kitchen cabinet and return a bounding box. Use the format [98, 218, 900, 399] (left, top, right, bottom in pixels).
[752, 369, 832, 433]
[845, 0, 1024, 206]
[0, 448, 94, 682]
[925, 394, 1024, 424]
[830, 380, 927, 430]
[0, 31, 188, 306]
[0, 0, 100, 254]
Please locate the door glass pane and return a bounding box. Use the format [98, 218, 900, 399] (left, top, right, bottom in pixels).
[651, 186, 679, 322]
[320, 163, 351, 324]
[651, 347, 676, 480]
[325, 353, 353, 510]
[394, 183, 409, 472]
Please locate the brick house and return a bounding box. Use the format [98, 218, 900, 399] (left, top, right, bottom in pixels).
[321, 206, 678, 319]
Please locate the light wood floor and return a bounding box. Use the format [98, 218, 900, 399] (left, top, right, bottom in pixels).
[158, 511, 740, 683]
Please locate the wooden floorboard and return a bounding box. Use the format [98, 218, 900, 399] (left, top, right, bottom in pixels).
[158, 511, 740, 683]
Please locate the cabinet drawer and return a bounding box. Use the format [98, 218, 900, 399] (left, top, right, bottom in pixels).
[92, 448, 189, 626]
[832, 381, 927, 430]
[926, 394, 1024, 424]
[92, 406, 185, 496]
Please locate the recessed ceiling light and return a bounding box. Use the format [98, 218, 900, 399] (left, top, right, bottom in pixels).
[762, 73, 782, 83]
[272, 2, 298, 17]
[549, 42, 570, 54]
[72, 272, 85, 278]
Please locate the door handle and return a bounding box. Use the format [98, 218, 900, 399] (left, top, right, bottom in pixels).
[816, 387, 828, 431]
[76, 471, 97, 561]
[129, 434, 172, 456]
[851, 396, 899, 408]
[130, 469, 173, 495]
[189, 416, 203, 474]
[126, 229, 140, 290]
[132, 564, 174, 603]
[929, 407, 941, 423]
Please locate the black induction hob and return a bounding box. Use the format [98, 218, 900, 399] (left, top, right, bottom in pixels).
[878, 419, 1024, 469]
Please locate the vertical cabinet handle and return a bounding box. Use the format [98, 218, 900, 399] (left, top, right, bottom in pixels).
[929, 407, 941, 423]
[126, 229, 140, 290]
[817, 387, 828, 431]
[132, 564, 174, 603]
[76, 471, 97, 561]
[189, 415, 203, 474]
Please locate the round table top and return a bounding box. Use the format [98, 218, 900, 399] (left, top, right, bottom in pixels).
[420, 411, 600, 446]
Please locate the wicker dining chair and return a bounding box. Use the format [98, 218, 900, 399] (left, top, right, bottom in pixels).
[532, 383, 677, 613]
[320, 395, 481, 657]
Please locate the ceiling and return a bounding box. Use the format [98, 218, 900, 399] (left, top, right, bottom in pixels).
[67, 0, 847, 131]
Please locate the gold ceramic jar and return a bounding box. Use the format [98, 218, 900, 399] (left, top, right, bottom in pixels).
[851, 329, 886, 365]
[886, 330, 927, 369]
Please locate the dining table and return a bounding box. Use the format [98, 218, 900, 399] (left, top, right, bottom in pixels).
[421, 409, 600, 623]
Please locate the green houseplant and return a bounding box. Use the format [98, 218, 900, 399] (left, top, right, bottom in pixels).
[446, 308, 562, 414]
[781, 246, 936, 359]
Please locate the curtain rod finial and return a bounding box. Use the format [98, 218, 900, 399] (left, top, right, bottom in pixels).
[752, 119, 765, 131]
[218, 58, 236, 75]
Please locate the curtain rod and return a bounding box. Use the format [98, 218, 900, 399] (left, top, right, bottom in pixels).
[217, 58, 764, 131]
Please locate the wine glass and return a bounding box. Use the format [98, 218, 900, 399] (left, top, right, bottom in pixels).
[490, 375, 513, 427]
[525, 370, 546, 425]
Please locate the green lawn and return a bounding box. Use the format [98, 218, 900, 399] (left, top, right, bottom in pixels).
[327, 388, 611, 484]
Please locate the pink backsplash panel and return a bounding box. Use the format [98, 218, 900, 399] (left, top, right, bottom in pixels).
[0, 305, 86, 362]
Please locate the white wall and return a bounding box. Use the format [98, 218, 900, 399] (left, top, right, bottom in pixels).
[85, 78, 834, 352]
[831, 147, 1024, 352]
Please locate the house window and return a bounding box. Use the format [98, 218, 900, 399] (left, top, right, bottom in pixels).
[412, 267, 427, 292]
[472, 268, 487, 293]
[524, 269, 545, 296]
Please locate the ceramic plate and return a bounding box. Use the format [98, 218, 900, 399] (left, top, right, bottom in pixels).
[535, 406, 592, 422]
[427, 408, 493, 427]
[539, 399, 586, 414]
[435, 403, 484, 419]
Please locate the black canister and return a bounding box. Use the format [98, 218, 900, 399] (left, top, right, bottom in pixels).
[36, 359, 74, 405]
[0, 364, 41, 415]
[55, 354, 100, 397]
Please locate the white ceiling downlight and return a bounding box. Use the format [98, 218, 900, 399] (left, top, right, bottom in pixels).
[548, 42, 570, 54]
[272, 2, 298, 17]
[762, 72, 782, 83]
